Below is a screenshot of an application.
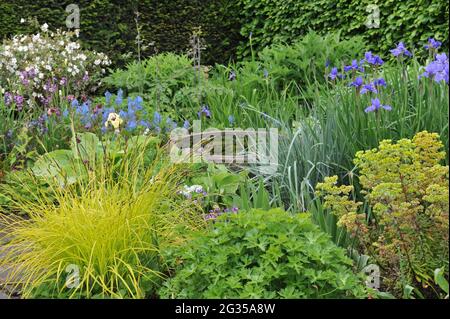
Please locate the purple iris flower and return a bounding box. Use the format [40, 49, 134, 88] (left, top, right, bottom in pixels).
[228, 115, 235, 125]
[424, 38, 442, 50]
[198, 105, 211, 119]
[373, 78, 387, 87]
[328, 67, 340, 80]
[420, 53, 449, 84]
[229, 70, 236, 81]
[183, 120, 190, 129]
[349, 76, 364, 88]
[365, 98, 392, 113]
[344, 60, 364, 72]
[390, 42, 412, 58]
[360, 83, 378, 94]
[364, 52, 384, 66]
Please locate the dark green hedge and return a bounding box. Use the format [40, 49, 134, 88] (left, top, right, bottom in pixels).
[1, 0, 448, 66]
[238, 0, 449, 58]
[0, 0, 243, 67]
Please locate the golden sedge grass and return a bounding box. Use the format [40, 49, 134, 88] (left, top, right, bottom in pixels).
[0, 139, 205, 298]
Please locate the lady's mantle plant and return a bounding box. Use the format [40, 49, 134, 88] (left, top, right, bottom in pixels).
[316, 131, 449, 297]
[159, 208, 367, 299]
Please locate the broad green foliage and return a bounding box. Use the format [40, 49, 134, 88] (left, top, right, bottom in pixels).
[316, 131, 449, 297]
[212, 32, 365, 97]
[238, 0, 449, 59]
[30, 133, 159, 187]
[257, 32, 365, 88]
[0, 146, 205, 299]
[186, 164, 273, 213]
[104, 53, 198, 116]
[159, 208, 367, 299]
[0, 0, 242, 66]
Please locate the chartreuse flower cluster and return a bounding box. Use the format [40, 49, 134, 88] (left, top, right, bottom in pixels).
[316, 131, 449, 297]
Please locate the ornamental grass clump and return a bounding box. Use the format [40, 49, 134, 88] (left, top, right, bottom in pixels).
[316, 131, 449, 298]
[0, 141, 204, 298]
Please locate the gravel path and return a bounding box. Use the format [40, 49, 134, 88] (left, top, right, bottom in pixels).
[0, 216, 21, 299]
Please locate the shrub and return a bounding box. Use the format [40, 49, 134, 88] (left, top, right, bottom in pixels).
[256, 32, 366, 90]
[238, 0, 449, 59]
[209, 32, 366, 98]
[159, 208, 367, 299]
[316, 131, 449, 298]
[0, 139, 204, 298]
[0, 23, 110, 110]
[0, 0, 243, 66]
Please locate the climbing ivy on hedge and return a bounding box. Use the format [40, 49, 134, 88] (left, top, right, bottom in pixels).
[238, 0, 449, 59]
[0, 0, 243, 67]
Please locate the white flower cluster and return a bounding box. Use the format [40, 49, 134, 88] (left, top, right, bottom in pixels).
[0, 24, 111, 108]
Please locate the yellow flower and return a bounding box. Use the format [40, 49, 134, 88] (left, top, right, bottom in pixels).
[104, 112, 123, 130]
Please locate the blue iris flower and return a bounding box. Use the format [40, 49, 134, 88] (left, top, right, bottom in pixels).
[425, 38, 442, 50]
[349, 77, 364, 88]
[364, 52, 384, 66]
[344, 60, 364, 73]
[365, 98, 392, 113]
[360, 83, 378, 95]
[390, 42, 412, 58]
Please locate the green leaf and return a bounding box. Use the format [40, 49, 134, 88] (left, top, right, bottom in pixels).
[434, 268, 449, 295]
